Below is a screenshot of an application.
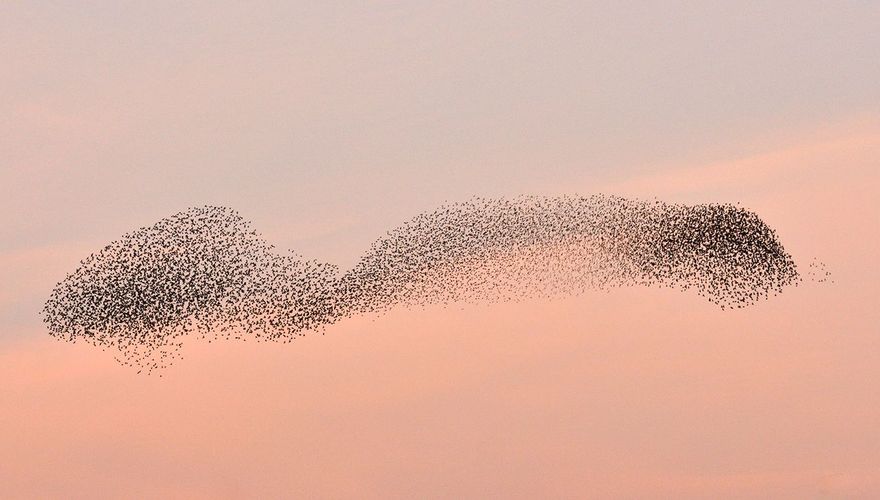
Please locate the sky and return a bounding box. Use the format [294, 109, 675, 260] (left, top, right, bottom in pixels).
[1, 2, 879, 498]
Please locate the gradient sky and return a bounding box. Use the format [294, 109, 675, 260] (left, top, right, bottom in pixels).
[2, 2, 879, 498]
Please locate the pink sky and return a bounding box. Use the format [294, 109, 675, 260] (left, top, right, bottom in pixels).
[2, 124, 877, 498]
[2, 3, 879, 498]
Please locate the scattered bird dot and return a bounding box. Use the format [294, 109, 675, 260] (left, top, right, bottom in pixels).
[42, 194, 816, 373]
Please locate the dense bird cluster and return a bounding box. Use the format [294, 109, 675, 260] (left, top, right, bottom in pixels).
[42, 195, 805, 372]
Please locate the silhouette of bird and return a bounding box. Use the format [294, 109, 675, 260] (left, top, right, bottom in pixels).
[41, 194, 811, 373]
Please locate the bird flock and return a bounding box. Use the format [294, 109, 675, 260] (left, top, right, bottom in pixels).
[42, 194, 805, 372]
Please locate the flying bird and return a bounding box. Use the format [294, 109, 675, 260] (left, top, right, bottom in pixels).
[41, 194, 805, 372]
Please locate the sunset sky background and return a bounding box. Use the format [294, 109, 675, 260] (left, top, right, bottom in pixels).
[2, 2, 879, 498]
